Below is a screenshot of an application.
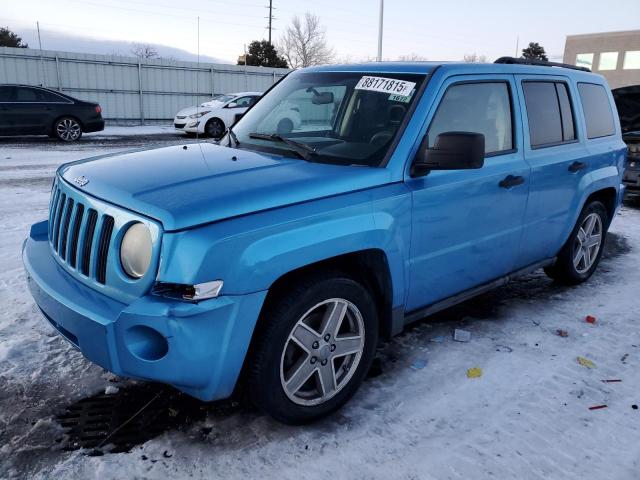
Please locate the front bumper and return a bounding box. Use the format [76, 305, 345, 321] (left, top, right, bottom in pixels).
[23, 220, 267, 401]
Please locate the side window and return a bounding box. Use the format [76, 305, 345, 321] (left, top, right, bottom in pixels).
[522, 81, 575, 147]
[36, 89, 68, 102]
[15, 87, 41, 102]
[578, 83, 615, 139]
[233, 96, 253, 108]
[0, 86, 15, 102]
[428, 82, 513, 155]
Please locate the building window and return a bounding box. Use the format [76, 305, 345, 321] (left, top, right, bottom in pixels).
[623, 51, 640, 69]
[598, 52, 618, 70]
[576, 53, 594, 69]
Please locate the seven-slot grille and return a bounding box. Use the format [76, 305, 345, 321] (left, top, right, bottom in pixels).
[49, 182, 115, 285]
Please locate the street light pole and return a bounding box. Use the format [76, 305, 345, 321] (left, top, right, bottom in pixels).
[377, 0, 384, 61]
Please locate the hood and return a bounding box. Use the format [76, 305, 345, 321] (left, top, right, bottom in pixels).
[59, 143, 392, 231]
[175, 103, 222, 117]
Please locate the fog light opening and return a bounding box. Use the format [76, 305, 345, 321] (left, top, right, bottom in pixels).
[125, 325, 168, 361]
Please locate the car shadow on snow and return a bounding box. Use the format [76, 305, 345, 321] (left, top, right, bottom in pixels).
[54, 232, 631, 456]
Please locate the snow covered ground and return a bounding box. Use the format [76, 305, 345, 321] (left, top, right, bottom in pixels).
[0, 131, 639, 479]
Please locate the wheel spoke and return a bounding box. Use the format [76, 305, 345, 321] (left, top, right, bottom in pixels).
[584, 214, 597, 235]
[291, 323, 320, 351]
[332, 335, 362, 357]
[317, 361, 337, 396]
[577, 228, 587, 244]
[321, 301, 348, 338]
[285, 356, 316, 395]
[573, 247, 584, 269]
[583, 244, 592, 268]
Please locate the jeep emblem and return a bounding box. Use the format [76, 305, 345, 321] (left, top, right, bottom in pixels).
[74, 176, 89, 187]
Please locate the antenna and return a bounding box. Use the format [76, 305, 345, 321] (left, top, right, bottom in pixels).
[195, 16, 200, 143]
[36, 21, 48, 86]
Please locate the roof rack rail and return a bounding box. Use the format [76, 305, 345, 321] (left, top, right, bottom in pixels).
[494, 56, 591, 72]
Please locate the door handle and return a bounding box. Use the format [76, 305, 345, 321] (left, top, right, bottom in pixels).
[499, 175, 525, 189]
[568, 161, 586, 173]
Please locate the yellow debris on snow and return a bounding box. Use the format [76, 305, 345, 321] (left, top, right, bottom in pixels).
[577, 356, 596, 369]
[467, 367, 483, 378]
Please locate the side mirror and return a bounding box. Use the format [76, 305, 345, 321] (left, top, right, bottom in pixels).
[311, 91, 334, 105]
[411, 132, 485, 177]
[227, 102, 238, 108]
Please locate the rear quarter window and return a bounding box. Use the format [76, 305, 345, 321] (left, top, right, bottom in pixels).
[578, 83, 616, 139]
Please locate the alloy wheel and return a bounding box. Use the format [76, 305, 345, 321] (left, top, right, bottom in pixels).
[573, 212, 603, 274]
[280, 298, 365, 406]
[56, 118, 81, 141]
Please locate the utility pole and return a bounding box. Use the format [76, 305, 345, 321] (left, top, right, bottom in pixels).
[515, 35, 519, 57]
[267, 0, 274, 45]
[377, 0, 384, 61]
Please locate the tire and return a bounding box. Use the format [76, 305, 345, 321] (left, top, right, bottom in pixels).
[247, 272, 379, 424]
[204, 118, 225, 139]
[276, 118, 294, 135]
[54, 117, 82, 142]
[544, 200, 608, 285]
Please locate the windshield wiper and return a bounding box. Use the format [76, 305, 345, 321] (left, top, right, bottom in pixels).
[248, 132, 317, 160]
[228, 127, 239, 147]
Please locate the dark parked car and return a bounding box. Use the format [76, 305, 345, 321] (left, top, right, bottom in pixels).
[612, 85, 640, 198]
[0, 84, 104, 141]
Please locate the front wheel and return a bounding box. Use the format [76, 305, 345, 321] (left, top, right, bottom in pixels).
[54, 117, 82, 141]
[247, 273, 378, 424]
[544, 201, 608, 284]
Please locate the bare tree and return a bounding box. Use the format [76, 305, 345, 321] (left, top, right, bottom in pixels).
[397, 53, 428, 61]
[278, 13, 334, 68]
[463, 52, 487, 63]
[131, 43, 159, 59]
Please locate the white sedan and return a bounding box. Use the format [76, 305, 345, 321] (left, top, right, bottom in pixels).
[173, 92, 301, 138]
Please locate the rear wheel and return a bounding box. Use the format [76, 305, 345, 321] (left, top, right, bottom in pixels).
[544, 201, 608, 284]
[276, 118, 294, 134]
[248, 273, 378, 424]
[204, 118, 225, 139]
[54, 117, 82, 142]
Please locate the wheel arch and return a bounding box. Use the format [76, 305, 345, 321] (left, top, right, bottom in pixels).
[261, 249, 395, 339]
[50, 114, 84, 135]
[583, 187, 617, 227]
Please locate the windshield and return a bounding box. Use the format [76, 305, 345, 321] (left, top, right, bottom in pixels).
[201, 94, 235, 107]
[227, 71, 426, 167]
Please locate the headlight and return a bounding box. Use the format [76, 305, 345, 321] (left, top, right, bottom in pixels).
[120, 222, 152, 279]
[188, 111, 210, 118]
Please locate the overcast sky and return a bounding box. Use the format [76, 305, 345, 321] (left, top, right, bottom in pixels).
[2, 0, 639, 64]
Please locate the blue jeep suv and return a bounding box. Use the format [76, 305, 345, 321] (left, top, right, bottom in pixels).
[23, 59, 626, 424]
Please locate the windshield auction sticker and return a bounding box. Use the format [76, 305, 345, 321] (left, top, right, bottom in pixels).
[355, 76, 416, 97]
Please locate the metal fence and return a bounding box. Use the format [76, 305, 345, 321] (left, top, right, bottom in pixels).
[0, 47, 289, 123]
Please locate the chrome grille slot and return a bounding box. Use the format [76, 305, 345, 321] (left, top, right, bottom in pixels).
[68, 204, 84, 269]
[96, 215, 114, 285]
[59, 197, 75, 260]
[49, 187, 61, 239]
[81, 209, 98, 277]
[52, 193, 66, 252]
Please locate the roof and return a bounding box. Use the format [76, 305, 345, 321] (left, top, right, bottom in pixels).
[230, 91, 263, 96]
[301, 61, 605, 81]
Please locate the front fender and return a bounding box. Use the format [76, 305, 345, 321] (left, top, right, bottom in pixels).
[158, 184, 411, 309]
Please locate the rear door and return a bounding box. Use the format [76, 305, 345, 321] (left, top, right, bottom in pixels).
[405, 75, 530, 310]
[514, 75, 589, 267]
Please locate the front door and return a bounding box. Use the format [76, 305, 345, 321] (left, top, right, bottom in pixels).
[405, 75, 530, 311]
